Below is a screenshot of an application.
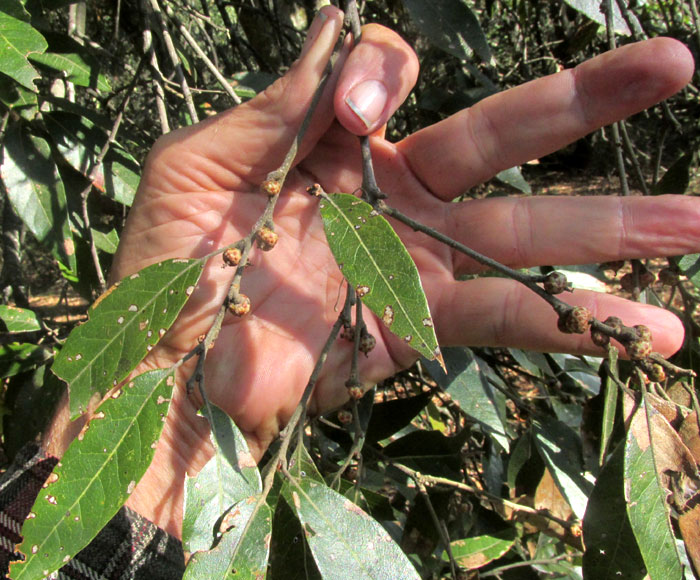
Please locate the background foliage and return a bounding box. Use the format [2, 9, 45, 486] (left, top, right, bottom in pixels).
[1, 0, 700, 578]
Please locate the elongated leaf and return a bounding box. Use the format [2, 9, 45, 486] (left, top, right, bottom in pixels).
[319, 193, 442, 366]
[624, 398, 686, 580]
[11, 369, 175, 579]
[583, 442, 645, 580]
[533, 416, 593, 520]
[0, 304, 40, 332]
[599, 347, 619, 467]
[495, 167, 531, 194]
[44, 112, 140, 206]
[1, 124, 76, 272]
[182, 404, 261, 553]
[286, 475, 420, 579]
[52, 258, 203, 417]
[678, 254, 700, 289]
[0, 10, 46, 89]
[184, 497, 272, 579]
[402, 0, 492, 63]
[424, 347, 508, 451]
[29, 51, 110, 91]
[444, 528, 516, 570]
[269, 488, 322, 580]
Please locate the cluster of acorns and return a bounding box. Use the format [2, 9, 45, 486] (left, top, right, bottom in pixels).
[543, 271, 665, 382]
[222, 226, 280, 317]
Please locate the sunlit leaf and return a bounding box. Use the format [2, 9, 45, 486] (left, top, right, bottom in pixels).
[0, 304, 40, 332]
[182, 404, 261, 554]
[52, 258, 203, 417]
[319, 192, 442, 366]
[443, 528, 516, 570]
[44, 111, 140, 206]
[0, 342, 53, 378]
[91, 228, 119, 254]
[0, 9, 46, 89]
[583, 442, 645, 580]
[624, 397, 687, 580]
[183, 497, 271, 579]
[11, 369, 175, 580]
[1, 124, 76, 272]
[285, 472, 420, 579]
[495, 166, 531, 194]
[599, 347, 619, 467]
[533, 416, 593, 520]
[402, 0, 493, 63]
[424, 347, 508, 451]
[562, 0, 634, 34]
[29, 51, 110, 91]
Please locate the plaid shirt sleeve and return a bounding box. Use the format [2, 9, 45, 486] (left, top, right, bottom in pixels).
[0, 444, 185, 579]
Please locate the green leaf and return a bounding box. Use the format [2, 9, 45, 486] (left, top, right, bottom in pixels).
[424, 347, 508, 451]
[91, 227, 119, 254]
[624, 398, 685, 580]
[184, 498, 272, 579]
[677, 254, 700, 289]
[51, 258, 204, 417]
[0, 342, 52, 378]
[182, 404, 261, 554]
[402, 0, 493, 63]
[495, 166, 531, 194]
[583, 442, 645, 580]
[285, 474, 420, 579]
[652, 154, 693, 195]
[533, 416, 593, 520]
[0, 72, 38, 118]
[562, 0, 633, 35]
[599, 347, 619, 467]
[0, 9, 46, 89]
[0, 0, 31, 21]
[1, 123, 76, 272]
[44, 111, 140, 206]
[319, 192, 442, 366]
[29, 51, 110, 91]
[11, 368, 175, 580]
[0, 304, 40, 332]
[269, 489, 322, 580]
[443, 528, 516, 570]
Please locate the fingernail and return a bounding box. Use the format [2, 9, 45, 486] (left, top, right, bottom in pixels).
[300, 10, 329, 57]
[345, 80, 388, 130]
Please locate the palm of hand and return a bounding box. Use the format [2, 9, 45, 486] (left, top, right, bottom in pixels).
[112, 118, 457, 453]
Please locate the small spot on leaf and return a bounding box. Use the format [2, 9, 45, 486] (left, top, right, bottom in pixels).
[128, 304, 138, 312]
[356, 285, 370, 297]
[139, 320, 148, 331]
[46, 495, 57, 505]
[127, 480, 136, 494]
[117, 316, 125, 324]
[403, 335, 412, 343]
[422, 317, 433, 327]
[382, 305, 395, 327]
[129, 273, 140, 280]
[186, 285, 195, 296]
[75, 353, 82, 361]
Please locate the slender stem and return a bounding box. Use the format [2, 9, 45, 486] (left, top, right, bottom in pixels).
[175, 19, 242, 105]
[140, 0, 170, 133]
[148, 0, 199, 124]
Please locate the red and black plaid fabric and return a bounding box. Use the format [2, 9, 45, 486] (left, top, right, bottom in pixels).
[0, 444, 185, 579]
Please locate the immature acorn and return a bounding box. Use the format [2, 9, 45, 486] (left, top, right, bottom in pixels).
[223, 247, 242, 267]
[337, 409, 353, 425]
[626, 339, 652, 360]
[543, 271, 571, 294]
[256, 226, 278, 251]
[633, 324, 652, 342]
[346, 383, 364, 400]
[646, 363, 667, 383]
[359, 331, 376, 355]
[558, 306, 592, 334]
[590, 327, 610, 348]
[261, 179, 281, 197]
[228, 294, 251, 317]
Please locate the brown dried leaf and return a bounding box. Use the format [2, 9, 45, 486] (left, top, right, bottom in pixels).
[678, 503, 700, 573]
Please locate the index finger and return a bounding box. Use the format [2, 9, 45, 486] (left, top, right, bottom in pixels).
[397, 38, 694, 200]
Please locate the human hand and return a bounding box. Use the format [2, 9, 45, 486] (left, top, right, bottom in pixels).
[65, 6, 696, 536]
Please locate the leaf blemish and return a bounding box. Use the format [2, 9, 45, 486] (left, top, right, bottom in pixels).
[26, 512, 36, 519]
[382, 305, 395, 327]
[43, 473, 59, 487]
[159, 328, 167, 337]
[31, 545, 39, 554]
[139, 321, 148, 331]
[147, 330, 153, 338]
[75, 353, 82, 360]
[422, 317, 433, 327]
[128, 304, 138, 312]
[403, 335, 412, 343]
[129, 273, 140, 279]
[117, 316, 125, 324]
[186, 285, 195, 296]
[46, 495, 57, 505]
[356, 285, 370, 297]
[167, 375, 175, 387]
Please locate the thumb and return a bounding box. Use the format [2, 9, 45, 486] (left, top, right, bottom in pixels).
[147, 6, 346, 190]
